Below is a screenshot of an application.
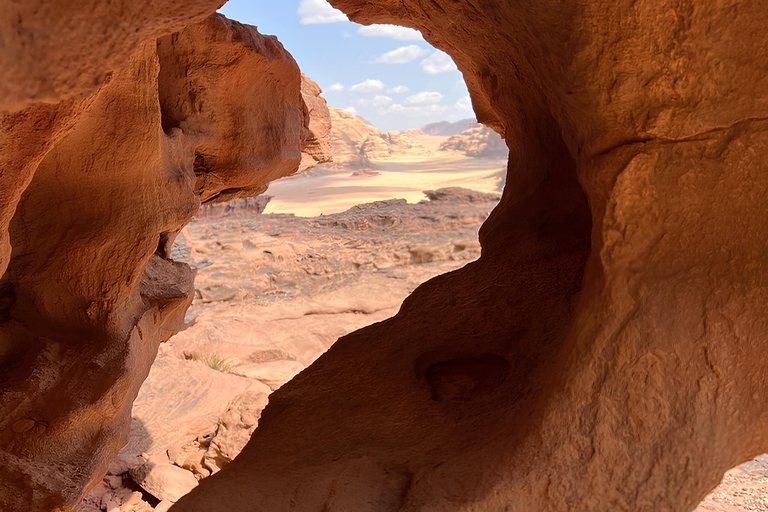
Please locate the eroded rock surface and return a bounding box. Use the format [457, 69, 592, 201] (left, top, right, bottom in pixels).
[4, 0, 768, 510]
[172, 1, 768, 512]
[0, 11, 329, 512]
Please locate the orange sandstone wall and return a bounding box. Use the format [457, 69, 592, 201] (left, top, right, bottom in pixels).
[174, 1, 768, 511]
[0, 11, 329, 511]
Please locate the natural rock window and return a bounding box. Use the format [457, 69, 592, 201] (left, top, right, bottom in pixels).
[2, 0, 768, 511]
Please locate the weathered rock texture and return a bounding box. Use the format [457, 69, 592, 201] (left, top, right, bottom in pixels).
[172, 1, 768, 512]
[299, 75, 334, 173]
[0, 0, 227, 279]
[0, 10, 329, 512]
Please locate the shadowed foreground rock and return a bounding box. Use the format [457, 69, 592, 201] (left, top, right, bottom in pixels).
[173, 1, 768, 511]
[0, 12, 330, 512]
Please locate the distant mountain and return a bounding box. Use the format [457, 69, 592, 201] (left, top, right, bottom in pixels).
[317, 107, 429, 171]
[421, 118, 475, 136]
[438, 122, 508, 158]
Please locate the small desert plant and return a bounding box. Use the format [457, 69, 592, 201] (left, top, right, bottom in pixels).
[202, 353, 231, 373]
[185, 351, 232, 373]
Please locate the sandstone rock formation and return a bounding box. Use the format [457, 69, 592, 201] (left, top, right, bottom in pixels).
[438, 122, 508, 158]
[171, 1, 768, 512]
[129, 463, 198, 503]
[4, 0, 768, 510]
[318, 106, 429, 170]
[76, 189, 496, 511]
[0, 10, 329, 512]
[299, 75, 334, 173]
[0, 0, 227, 281]
[321, 107, 381, 169]
[202, 391, 270, 474]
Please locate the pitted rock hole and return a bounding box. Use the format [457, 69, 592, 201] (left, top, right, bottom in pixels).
[420, 353, 510, 401]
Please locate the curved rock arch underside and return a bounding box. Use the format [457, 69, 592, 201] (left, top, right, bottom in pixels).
[1, 0, 767, 511]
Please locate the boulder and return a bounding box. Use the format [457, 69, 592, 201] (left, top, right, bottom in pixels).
[155, 501, 175, 512]
[129, 463, 198, 503]
[203, 391, 270, 473]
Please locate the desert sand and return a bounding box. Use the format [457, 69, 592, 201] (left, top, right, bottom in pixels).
[264, 111, 507, 217]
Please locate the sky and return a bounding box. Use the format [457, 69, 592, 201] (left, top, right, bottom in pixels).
[218, 0, 475, 131]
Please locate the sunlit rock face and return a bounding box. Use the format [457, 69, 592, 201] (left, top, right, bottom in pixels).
[0, 11, 329, 512]
[0, 0, 227, 280]
[173, 1, 768, 511]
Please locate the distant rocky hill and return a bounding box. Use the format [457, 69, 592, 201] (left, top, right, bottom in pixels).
[196, 196, 272, 219]
[320, 107, 429, 171]
[438, 122, 508, 158]
[421, 118, 475, 136]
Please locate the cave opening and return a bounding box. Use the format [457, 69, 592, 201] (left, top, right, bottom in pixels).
[88, 1, 511, 509]
[3, 0, 765, 511]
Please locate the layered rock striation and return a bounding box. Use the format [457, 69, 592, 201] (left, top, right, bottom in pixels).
[0, 11, 329, 512]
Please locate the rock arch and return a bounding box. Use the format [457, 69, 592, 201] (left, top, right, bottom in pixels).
[1, 1, 767, 511]
[175, 1, 768, 510]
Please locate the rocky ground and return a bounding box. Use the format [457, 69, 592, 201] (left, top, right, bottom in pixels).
[81, 188, 500, 511]
[695, 456, 768, 511]
[80, 186, 768, 512]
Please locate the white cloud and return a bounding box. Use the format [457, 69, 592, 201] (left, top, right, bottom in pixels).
[403, 91, 444, 106]
[456, 95, 473, 112]
[375, 45, 429, 64]
[298, 0, 348, 25]
[387, 85, 409, 94]
[349, 79, 387, 93]
[377, 92, 448, 118]
[358, 24, 423, 41]
[326, 83, 345, 92]
[344, 106, 359, 115]
[421, 51, 458, 74]
[378, 103, 449, 118]
[353, 95, 394, 108]
[372, 95, 394, 107]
